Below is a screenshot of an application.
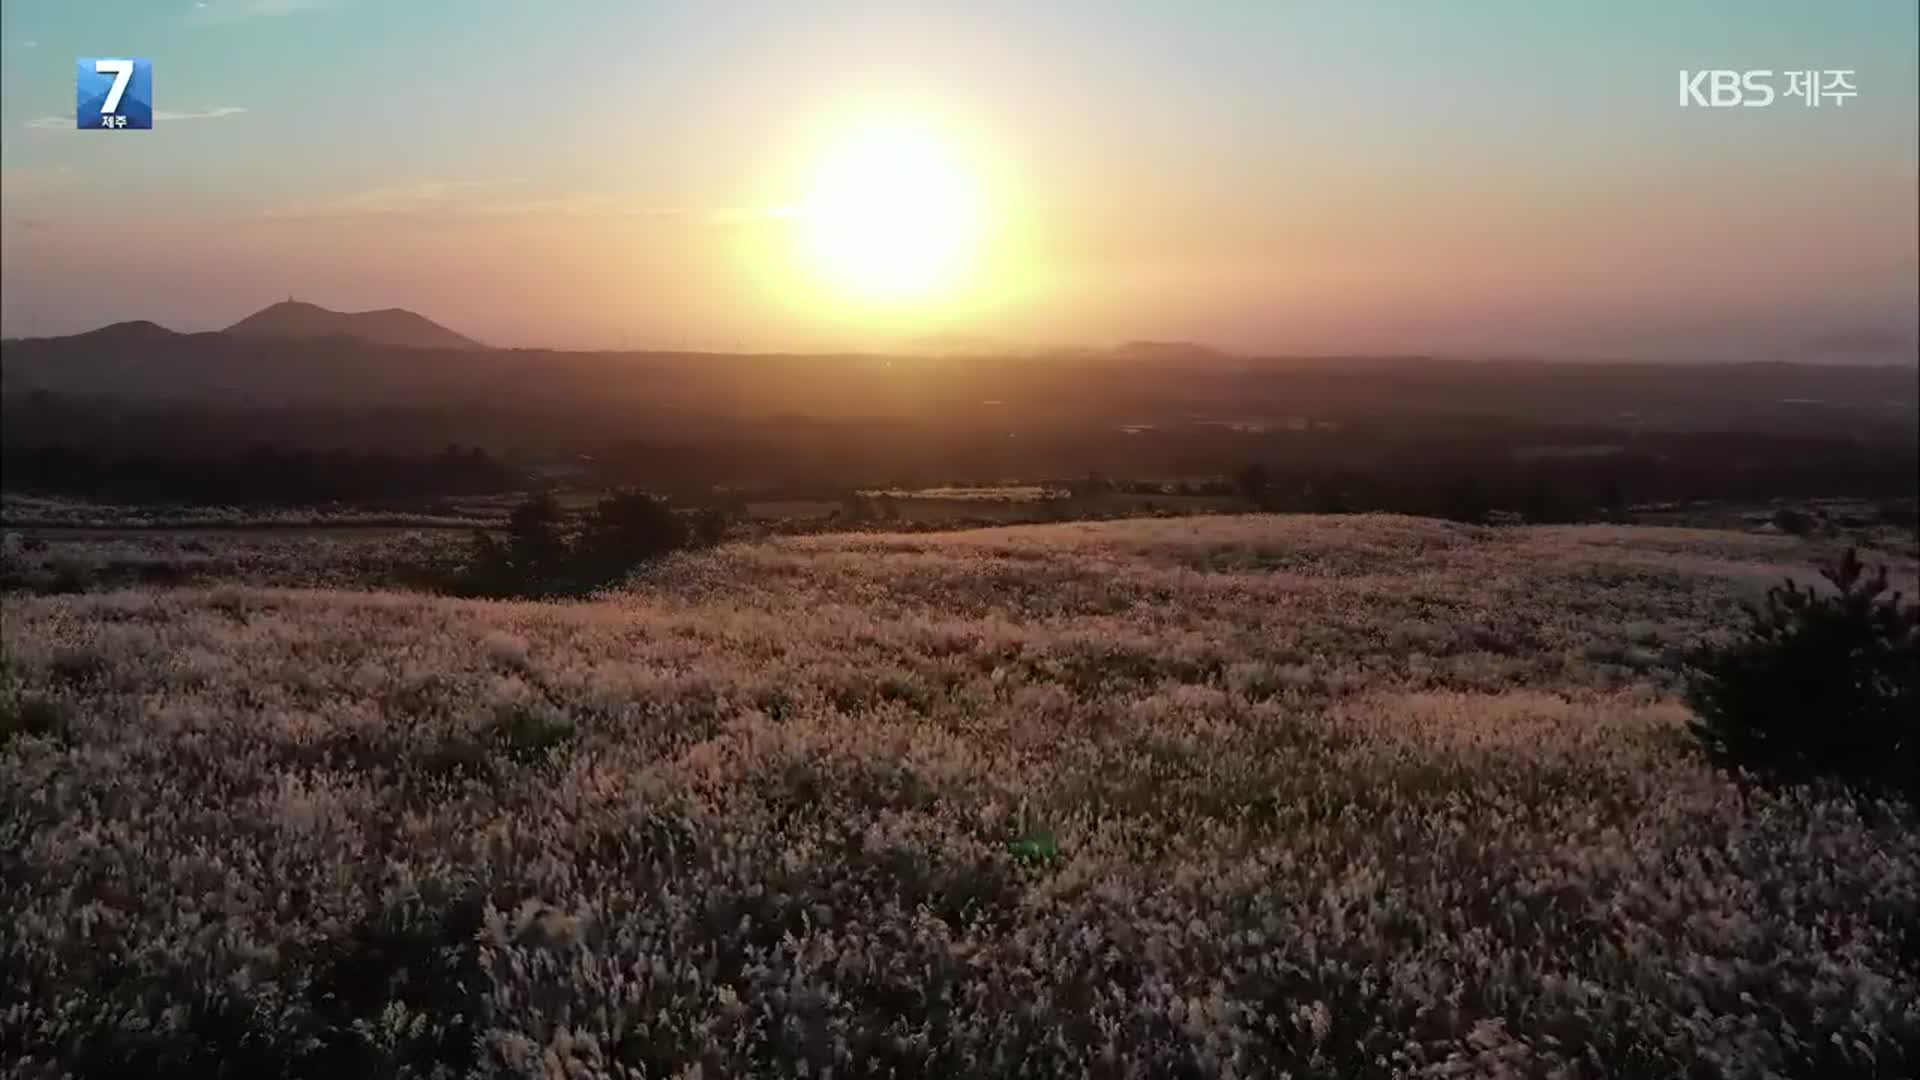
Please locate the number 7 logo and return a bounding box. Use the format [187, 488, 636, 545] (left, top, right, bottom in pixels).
[95, 59, 135, 114]
[76, 57, 153, 130]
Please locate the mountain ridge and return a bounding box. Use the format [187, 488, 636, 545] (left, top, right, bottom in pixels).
[222, 300, 483, 350]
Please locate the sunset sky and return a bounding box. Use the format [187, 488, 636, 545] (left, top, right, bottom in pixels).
[2, 0, 1915, 356]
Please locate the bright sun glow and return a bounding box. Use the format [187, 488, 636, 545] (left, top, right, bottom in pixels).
[797, 120, 985, 306]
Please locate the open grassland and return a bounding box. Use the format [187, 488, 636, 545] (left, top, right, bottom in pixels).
[3, 515, 1916, 1078]
[0, 529, 463, 594]
[0, 494, 504, 532]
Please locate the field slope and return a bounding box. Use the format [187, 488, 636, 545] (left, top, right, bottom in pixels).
[3, 515, 1915, 1077]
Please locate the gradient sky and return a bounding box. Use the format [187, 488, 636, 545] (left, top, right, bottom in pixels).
[2, 0, 1915, 356]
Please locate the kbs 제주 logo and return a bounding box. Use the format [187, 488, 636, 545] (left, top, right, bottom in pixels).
[1677, 69, 1857, 108]
[77, 58, 153, 130]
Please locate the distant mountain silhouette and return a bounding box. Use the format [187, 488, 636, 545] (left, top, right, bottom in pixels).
[65, 319, 186, 345]
[223, 300, 482, 350]
[905, 331, 1005, 357]
[1109, 340, 1230, 363]
[1798, 330, 1913, 359]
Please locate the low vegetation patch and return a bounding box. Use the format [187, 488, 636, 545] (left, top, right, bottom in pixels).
[1686, 546, 1919, 801]
[0, 693, 69, 746]
[447, 491, 729, 598]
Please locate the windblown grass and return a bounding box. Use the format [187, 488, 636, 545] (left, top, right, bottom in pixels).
[2, 514, 1914, 1077]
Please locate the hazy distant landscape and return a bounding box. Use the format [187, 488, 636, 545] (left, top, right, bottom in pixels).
[4, 302, 1915, 516]
[2, 308, 1917, 1074]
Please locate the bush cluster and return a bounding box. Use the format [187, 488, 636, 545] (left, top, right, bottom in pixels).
[450, 491, 728, 598]
[1686, 547, 1919, 801]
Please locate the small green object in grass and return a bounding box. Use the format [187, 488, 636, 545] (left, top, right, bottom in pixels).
[1008, 830, 1058, 863]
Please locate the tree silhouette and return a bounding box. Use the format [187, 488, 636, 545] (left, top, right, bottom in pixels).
[1686, 548, 1919, 801]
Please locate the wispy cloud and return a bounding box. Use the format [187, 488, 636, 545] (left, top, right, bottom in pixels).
[468, 198, 688, 220]
[264, 179, 528, 219]
[154, 105, 249, 121]
[261, 183, 789, 225]
[25, 105, 247, 130]
[716, 205, 798, 224]
[475, 200, 792, 225]
[189, 0, 332, 21]
[467, 201, 792, 226]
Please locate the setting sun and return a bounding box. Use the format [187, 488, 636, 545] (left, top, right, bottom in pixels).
[795, 119, 986, 306]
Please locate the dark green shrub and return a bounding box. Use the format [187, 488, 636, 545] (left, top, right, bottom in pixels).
[505, 493, 566, 575]
[1771, 507, 1818, 536]
[1876, 499, 1918, 528]
[446, 490, 718, 598]
[1685, 548, 1919, 801]
[0, 694, 69, 745]
[450, 494, 567, 597]
[574, 489, 685, 581]
[131, 559, 192, 586]
[689, 504, 733, 545]
[414, 735, 498, 786]
[46, 556, 91, 594]
[1232, 463, 1270, 501]
[837, 491, 871, 523]
[301, 892, 489, 1075]
[489, 705, 575, 766]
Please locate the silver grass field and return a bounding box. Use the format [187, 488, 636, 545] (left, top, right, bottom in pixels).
[3, 515, 1916, 1077]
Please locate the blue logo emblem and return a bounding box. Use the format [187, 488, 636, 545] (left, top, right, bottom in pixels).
[77, 58, 153, 130]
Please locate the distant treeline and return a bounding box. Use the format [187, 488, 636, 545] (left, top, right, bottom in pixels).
[1, 443, 517, 504]
[3, 418, 1914, 521]
[1228, 452, 1919, 524]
